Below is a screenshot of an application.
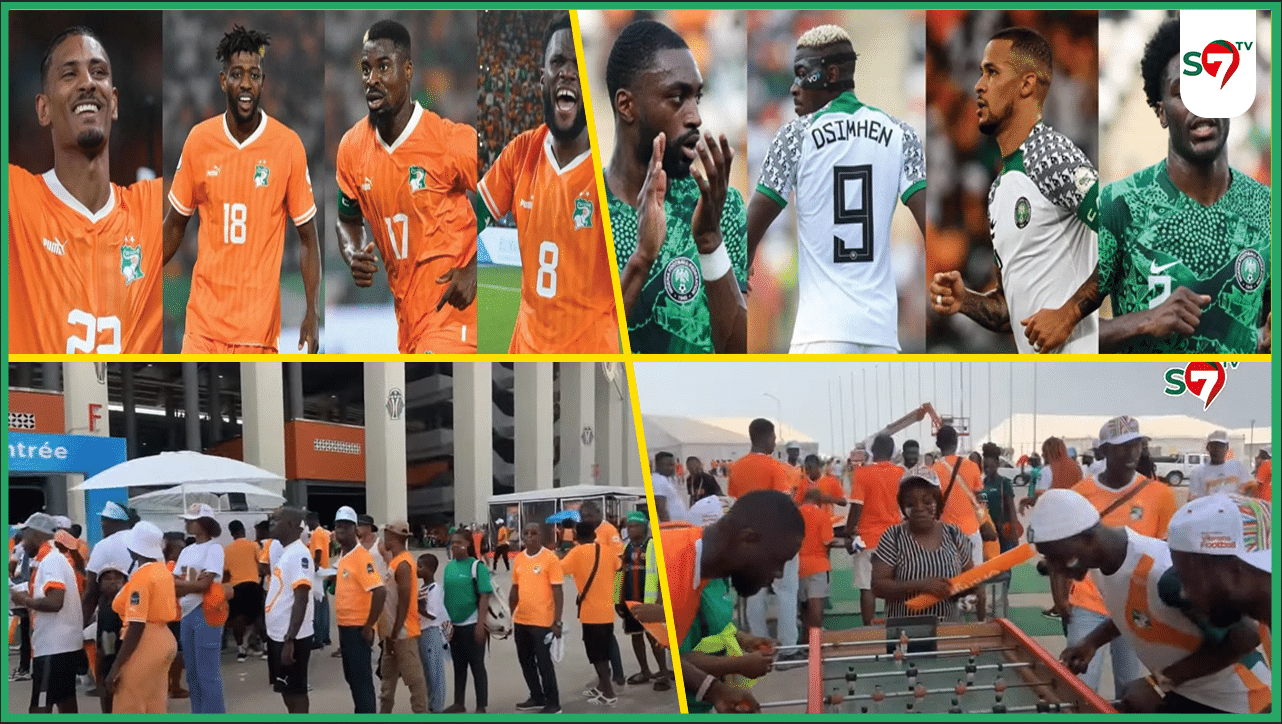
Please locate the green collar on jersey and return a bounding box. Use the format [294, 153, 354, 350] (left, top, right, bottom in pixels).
[999, 148, 1026, 176]
[811, 90, 864, 121]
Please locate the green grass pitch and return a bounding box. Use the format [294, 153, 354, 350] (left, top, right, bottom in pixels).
[478, 264, 522, 353]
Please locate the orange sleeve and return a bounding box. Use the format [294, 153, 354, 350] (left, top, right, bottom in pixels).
[42, 581, 67, 594]
[825, 477, 845, 499]
[1154, 486, 1176, 540]
[546, 551, 564, 585]
[452, 121, 478, 193]
[285, 132, 317, 226]
[358, 555, 383, 592]
[168, 131, 197, 216]
[727, 464, 741, 499]
[478, 130, 522, 219]
[334, 131, 358, 202]
[123, 577, 150, 623]
[850, 471, 865, 503]
[778, 462, 797, 494]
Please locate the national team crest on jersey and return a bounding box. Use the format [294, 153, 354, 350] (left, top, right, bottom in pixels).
[1130, 506, 1143, 521]
[1234, 248, 1264, 292]
[1130, 609, 1151, 629]
[254, 163, 270, 187]
[663, 256, 701, 304]
[573, 198, 593, 230]
[120, 243, 144, 286]
[409, 166, 427, 192]
[1014, 197, 1031, 229]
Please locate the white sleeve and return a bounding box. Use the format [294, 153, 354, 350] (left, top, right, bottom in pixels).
[204, 544, 225, 581]
[1035, 467, 1053, 492]
[898, 120, 926, 203]
[85, 539, 107, 575]
[1188, 469, 1205, 499]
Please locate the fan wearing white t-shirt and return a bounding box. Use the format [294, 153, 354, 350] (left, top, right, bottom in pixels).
[1189, 434, 1248, 501]
[12, 514, 84, 714]
[173, 508, 227, 714]
[650, 452, 688, 523]
[263, 509, 314, 713]
[416, 553, 448, 713]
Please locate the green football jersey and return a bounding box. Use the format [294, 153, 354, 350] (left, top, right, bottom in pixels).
[608, 176, 748, 354]
[1099, 160, 1270, 354]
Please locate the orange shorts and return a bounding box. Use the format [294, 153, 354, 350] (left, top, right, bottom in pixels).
[409, 325, 476, 354]
[182, 333, 277, 355]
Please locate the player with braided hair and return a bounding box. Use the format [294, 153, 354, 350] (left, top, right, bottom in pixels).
[750, 24, 927, 354]
[1097, 17, 1271, 354]
[164, 23, 321, 354]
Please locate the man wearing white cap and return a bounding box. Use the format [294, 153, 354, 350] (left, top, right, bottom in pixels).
[332, 506, 386, 713]
[11, 513, 84, 713]
[1188, 431, 1249, 501]
[1167, 494, 1271, 648]
[82, 502, 136, 635]
[1050, 416, 1176, 697]
[1028, 490, 1271, 713]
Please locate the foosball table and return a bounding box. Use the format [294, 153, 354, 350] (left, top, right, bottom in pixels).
[759, 618, 1116, 714]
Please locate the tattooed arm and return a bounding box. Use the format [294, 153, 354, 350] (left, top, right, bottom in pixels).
[1019, 267, 1103, 353]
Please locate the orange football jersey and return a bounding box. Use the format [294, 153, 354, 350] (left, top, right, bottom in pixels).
[478, 125, 619, 354]
[169, 112, 316, 349]
[8, 165, 163, 354]
[335, 102, 478, 354]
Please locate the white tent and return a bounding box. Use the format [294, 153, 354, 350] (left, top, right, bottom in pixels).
[128, 481, 285, 512]
[642, 415, 820, 467]
[978, 413, 1239, 458]
[72, 451, 285, 492]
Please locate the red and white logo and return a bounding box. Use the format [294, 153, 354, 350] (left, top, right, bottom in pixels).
[1163, 362, 1230, 410]
[1180, 10, 1257, 118]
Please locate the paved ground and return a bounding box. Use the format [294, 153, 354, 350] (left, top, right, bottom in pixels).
[7, 551, 680, 715]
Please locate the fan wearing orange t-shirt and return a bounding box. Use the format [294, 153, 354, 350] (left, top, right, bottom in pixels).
[9, 27, 163, 354]
[163, 26, 321, 354]
[477, 15, 619, 354]
[846, 434, 905, 625]
[510, 523, 564, 714]
[797, 491, 834, 632]
[794, 454, 847, 532]
[728, 419, 803, 654]
[562, 521, 623, 705]
[336, 20, 478, 354]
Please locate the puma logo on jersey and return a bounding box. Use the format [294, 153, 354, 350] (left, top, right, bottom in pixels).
[1149, 259, 1180, 275]
[520, 199, 534, 210]
[207, 165, 221, 177]
[42, 237, 66, 256]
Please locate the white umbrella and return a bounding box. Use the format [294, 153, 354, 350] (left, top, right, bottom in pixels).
[72, 451, 285, 510]
[129, 481, 286, 512]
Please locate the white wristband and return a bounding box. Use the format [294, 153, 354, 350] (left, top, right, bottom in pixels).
[696, 674, 717, 701]
[699, 245, 731, 280]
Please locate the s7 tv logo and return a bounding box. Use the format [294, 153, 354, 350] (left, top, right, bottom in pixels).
[1179, 10, 1257, 118]
[1163, 362, 1237, 410]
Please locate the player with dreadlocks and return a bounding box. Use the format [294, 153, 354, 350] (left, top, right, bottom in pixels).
[164, 24, 322, 354]
[604, 19, 748, 354]
[748, 24, 926, 354]
[1096, 17, 1271, 354]
[9, 25, 164, 353]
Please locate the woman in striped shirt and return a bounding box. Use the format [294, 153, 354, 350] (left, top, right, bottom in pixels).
[872, 470, 975, 623]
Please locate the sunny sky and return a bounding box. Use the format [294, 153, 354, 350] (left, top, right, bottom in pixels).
[633, 361, 1272, 456]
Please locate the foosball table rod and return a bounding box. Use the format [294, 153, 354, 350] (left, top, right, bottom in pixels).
[773, 633, 977, 652]
[758, 694, 844, 710]
[840, 677, 1054, 703]
[820, 644, 1019, 665]
[823, 660, 1033, 682]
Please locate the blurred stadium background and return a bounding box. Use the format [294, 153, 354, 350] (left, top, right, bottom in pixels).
[1097, 9, 1272, 322]
[747, 10, 927, 353]
[579, 10, 748, 310]
[925, 10, 1099, 354]
[9, 11, 161, 207]
[476, 10, 560, 354]
[162, 10, 325, 353]
[322, 10, 477, 354]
